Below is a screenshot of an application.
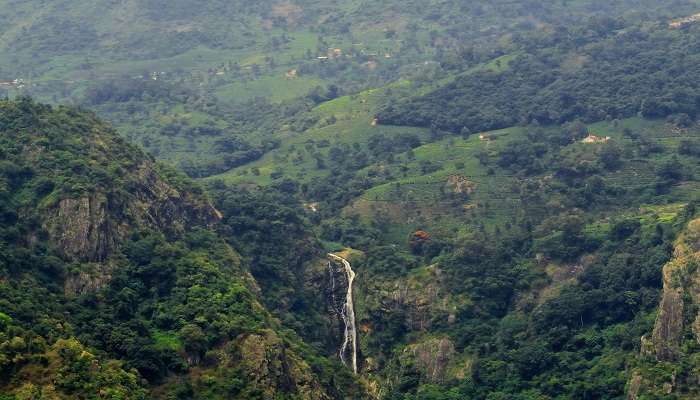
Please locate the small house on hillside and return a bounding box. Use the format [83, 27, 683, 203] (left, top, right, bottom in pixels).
[670, 13, 700, 28]
[328, 48, 343, 58]
[581, 134, 611, 144]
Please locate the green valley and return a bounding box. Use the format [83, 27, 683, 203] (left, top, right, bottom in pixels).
[5, 1, 700, 399]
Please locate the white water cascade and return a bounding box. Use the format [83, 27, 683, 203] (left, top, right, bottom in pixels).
[328, 253, 358, 374]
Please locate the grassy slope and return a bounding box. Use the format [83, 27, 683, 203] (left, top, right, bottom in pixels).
[205, 50, 524, 186]
[204, 45, 697, 242]
[204, 44, 700, 243]
[206, 81, 429, 185]
[215, 74, 324, 103]
[215, 102, 700, 246]
[353, 117, 700, 239]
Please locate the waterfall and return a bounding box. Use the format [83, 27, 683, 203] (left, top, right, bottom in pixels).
[327, 261, 339, 315]
[329, 253, 358, 374]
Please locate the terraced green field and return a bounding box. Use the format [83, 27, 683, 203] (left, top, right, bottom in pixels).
[349, 117, 700, 241]
[215, 74, 325, 103]
[206, 82, 429, 185]
[205, 78, 700, 243]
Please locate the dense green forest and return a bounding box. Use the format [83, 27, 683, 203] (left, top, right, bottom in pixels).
[0, 98, 363, 399]
[5, 1, 700, 399]
[377, 20, 700, 132]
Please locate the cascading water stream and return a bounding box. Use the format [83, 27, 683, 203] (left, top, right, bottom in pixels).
[328, 261, 337, 311]
[328, 253, 358, 374]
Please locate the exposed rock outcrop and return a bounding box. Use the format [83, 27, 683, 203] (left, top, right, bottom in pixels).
[45, 161, 220, 265]
[51, 194, 115, 262]
[628, 217, 700, 398]
[64, 263, 115, 296]
[127, 162, 222, 235]
[627, 372, 642, 400]
[650, 219, 700, 362]
[39, 159, 222, 295]
[651, 256, 686, 361]
[403, 337, 456, 384]
[302, 257, 348, 353]
[385, 265, 455, 332]
[234, 330, 331, 400]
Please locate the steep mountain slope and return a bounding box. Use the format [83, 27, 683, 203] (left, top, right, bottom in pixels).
[0, 98, 363, 399]
[630, 212, 700, 399]
[7, 2, 700, 400]
[197, 14, 700, 399]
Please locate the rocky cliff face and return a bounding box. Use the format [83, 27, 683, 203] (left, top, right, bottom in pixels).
[628, 217, 700, 398]
[402, 337, 458, 384]
[2, 101, 222, 294]
[63, 262, 115, 296]
[45, 161, 220, 264]
[50, 194, 115, 262]
[234, 330, 331, 400]
[649, 219, 700, 361]
[45, 162, 221, 296]
[302, 257, 351, 353]
[361, 264, 460, 337]
[650, 253, 687, 361]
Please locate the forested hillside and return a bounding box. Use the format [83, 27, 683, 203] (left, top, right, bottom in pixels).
[0, 98, 365, 399]
[204, 8, 700, 399]
[3, 0, 700, 178]
[377, 20, 700, 132]
[5, 1, 700, 399]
